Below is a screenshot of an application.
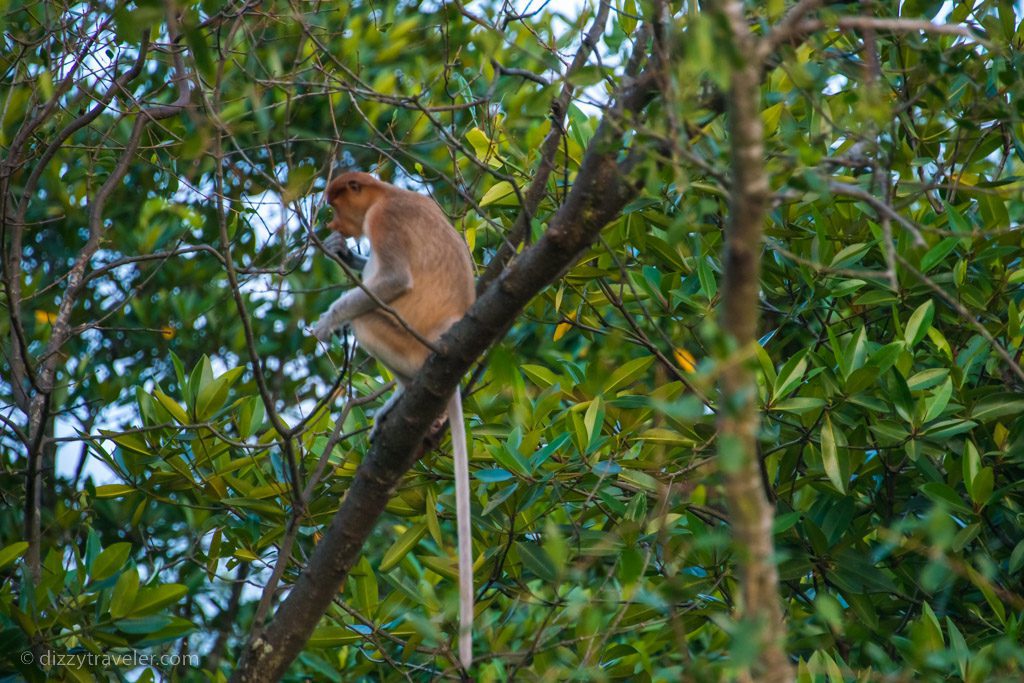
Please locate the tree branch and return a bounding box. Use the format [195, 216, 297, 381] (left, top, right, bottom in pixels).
[763, 13, 987, 59]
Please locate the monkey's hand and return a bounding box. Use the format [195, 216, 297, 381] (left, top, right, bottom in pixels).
[322, 231, 368, 272]
[321, 231, 347, 255]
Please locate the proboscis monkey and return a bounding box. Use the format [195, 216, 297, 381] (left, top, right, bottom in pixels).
[311, 171, 476, 669]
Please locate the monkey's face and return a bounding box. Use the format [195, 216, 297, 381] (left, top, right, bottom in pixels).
[325, 175, 376, 237]
[325, 199, 363, 237]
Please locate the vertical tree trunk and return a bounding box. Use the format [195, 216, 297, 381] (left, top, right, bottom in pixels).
[24, 395, 49, 581]
[716, 2, 793, 681]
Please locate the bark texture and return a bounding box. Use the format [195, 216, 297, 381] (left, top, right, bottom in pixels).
[716, 2, 793, 681]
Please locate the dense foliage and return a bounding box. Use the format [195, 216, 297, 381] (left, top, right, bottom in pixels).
[2, 0, 1023, 680]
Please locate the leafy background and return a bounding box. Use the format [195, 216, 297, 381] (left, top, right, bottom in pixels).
[1, 0, 1023, 680]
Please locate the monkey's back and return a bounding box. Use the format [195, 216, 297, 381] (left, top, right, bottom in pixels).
[353, 188, 475, 379]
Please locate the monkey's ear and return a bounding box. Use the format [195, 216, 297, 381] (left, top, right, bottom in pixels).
[347, 179, 361, 192]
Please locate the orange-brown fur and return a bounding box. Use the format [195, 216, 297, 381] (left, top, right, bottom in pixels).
[317, 172, 474, 380]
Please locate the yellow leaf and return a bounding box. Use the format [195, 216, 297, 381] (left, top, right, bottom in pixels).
[674, 348, 696, 372]
[553, 311, 576, 341]
[466, 127, 491, 158]
[161, 325, 175, 340]
[35, 310, 57, 325]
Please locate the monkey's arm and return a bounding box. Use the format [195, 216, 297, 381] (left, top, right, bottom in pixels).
[312, 258, 412, 341]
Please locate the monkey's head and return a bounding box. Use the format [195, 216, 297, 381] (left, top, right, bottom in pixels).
[325, 172, 381, 237]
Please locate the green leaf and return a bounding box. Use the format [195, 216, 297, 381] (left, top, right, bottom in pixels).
[620, 0, 637, 33]
[543, 518, 567, 570]
[604, 356, 655, 394]
[0, 542, 29, 569]
[154, 390, 190, 425]
[184, 22, 214, 77]
[583, 397, 604, 452]
[820, 416, 845, 493]
[946, 617, 969, 680]
[379, 523, 427, 572]
[492, 439, 531, 477]
[310, 624, 415, 647]
[94, 484, 135, 498]
[773, 352, 808, 400]
[238, 395, 266, 439]
[968, 467, 993, 507]
[475, 468, 514, 482]
[115, 615, 173, 634]
[1009, 540, 1024, 575]
[516, 541, 556, 582]
[920, 237, 959, 273]
[467, 127, 494, 160]
[965, 564, 1006, 624]
[420, 555, 458, 581]
[771, 397, 826, 413]
[520, 364, 560, 389]
[234, 549, 259, 562]
[922, 378, 953, 423]
[830, 242, 871, 268]
[480, 181, 517, 206]
[109, 568, 140, 619]
[920, 482, 973, 516]
[619, 469, 659, 493]
[618, 547, 644, 586]
[102, 431, 152, 457]
[962, 440, 981, 490]
[906, 368, 949, 391]
[530, 433, 571, 469]
[188, 355, 213, 410]
[349, 556, 379, 616]
[696, 255, 717, 300]
[131, 583, 188, 615]
[169, 351, 188, 399]
[943, 202, 971, 233]
[91, 542, 132, 582]
[922, 419, 977, 439]
[904, 301, 935, 348]
[196, 366, 245, 420]
[970, 395, 1024, 422]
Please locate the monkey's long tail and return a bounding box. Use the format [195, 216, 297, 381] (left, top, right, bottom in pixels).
[449, 388, 474, 671]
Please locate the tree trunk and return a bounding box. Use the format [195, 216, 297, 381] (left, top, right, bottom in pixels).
[716, 1, 793, 681]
